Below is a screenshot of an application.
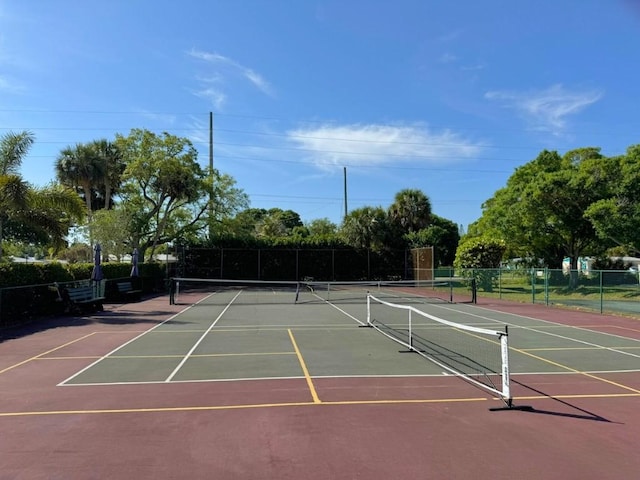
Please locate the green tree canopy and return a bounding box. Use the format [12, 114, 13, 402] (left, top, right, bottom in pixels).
[584, 144, 640, 255]
[340, 206, 389, 250]
[404, 215, 460, 266]
[473, 148, 603, 268]
[115, 128, 247, 260]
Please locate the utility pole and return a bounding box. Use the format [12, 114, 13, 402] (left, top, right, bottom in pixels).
[343, 167, 348, 219]
[209, 111, 214, 239]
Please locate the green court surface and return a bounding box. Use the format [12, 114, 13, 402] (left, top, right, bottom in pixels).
[60, 289, 640, 404]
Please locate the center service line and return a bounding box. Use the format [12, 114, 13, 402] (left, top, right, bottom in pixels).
[165, 291, 242, 382]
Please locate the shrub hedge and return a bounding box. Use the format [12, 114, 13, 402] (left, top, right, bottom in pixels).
[0, 261, 166, 328]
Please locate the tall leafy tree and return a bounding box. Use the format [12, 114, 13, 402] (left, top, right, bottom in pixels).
[404, 215, 460, 266]
[474, 149, 602, 269]
[584, 144, 640, 254]
[222, 208, 268, 238]
[116, 128, 247, 260]
[256, 208, 303, 238]
[307, 218, 338, 237]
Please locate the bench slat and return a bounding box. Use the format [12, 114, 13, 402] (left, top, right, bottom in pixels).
[59, 285, 105, 311]
[117, 281, 142, 301]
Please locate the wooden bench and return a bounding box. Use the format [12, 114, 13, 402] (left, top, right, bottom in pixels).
[117, 281, 142, 302]
[60, 285, 105, 312]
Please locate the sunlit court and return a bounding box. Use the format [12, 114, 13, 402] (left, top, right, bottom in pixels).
[1, 281, 639, 479]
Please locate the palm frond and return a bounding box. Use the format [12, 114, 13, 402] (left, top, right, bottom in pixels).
[0, 131, 35, 175]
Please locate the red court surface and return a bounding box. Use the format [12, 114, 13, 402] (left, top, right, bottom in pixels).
[1, 295, 639, 479]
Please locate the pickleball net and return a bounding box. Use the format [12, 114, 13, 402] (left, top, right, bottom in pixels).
[367, 293, 511, 405]
[169, 278, 301, 305]
[169, 277, 477, 306]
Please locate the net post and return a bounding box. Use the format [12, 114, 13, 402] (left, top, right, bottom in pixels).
[500, 325, 511, 404]
[169, 278, 175, 305]
[360, 292, 374, 328]
[408, 309, 413, 350]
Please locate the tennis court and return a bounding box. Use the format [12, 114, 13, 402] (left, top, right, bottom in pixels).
[1, 280, 639, 479]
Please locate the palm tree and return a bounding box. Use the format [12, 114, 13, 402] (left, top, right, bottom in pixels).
[0, 131, 84, 260]
[55, 143, 106, 220]
[0, 132, 34, 260]
[341, 206, 388, 250]
[388, 188, 432, 233]
[92, 139, 125, 210]
[3, 184, 85, 253]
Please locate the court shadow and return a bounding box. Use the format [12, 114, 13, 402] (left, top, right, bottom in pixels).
[93, 310, 197, 325]
[507, 379, 619, 423]
[0, 315, 93, 343]
[0, 307, 194, 342]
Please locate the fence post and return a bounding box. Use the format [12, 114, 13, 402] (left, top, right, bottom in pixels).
[531, 268, 535, 304]
[545, 267, 549, 305]
[599, 270, 604, 314]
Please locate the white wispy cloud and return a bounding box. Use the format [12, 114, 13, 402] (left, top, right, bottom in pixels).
[485, 84, 603, 134]
[187, 49, 274, 101]
[286, 124, 485, 170]
[190, 87, 226, 110]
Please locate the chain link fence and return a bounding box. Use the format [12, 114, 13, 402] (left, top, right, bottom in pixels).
[435, 267, 640, 317]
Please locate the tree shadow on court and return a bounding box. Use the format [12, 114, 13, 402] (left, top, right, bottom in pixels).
[0, 308, 194, 343]
[508, 379, 621, 423]
[0, 315, 94, 343]
[93, 310, 196, 325]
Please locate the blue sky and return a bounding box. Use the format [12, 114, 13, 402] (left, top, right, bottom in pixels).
[1, 1, 639, 229]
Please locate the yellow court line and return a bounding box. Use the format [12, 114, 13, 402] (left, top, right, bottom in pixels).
[0, 397, 487, 417]
[511, 345, 640, 394]
[36, 356, 102, 360]
[1, 392, 638, 417]
[0, 332, 97, 375]
[36, 352, 298, 361]
[288, 329, 321, 404]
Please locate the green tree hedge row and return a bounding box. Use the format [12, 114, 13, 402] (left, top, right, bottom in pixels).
[0, 262, 164, 288]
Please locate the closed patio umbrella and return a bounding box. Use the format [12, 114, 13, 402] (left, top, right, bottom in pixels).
[130, 248, 139, 277]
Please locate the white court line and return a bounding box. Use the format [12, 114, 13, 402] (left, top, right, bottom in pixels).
[164, 290, 242, 382]
[58, 293, 216, 386]
[426, 302, 640, 360]
[311, 293, 366, 325]
[58, 368, 640, 388]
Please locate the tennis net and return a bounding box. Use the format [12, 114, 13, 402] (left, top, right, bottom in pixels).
[169, 278, 301, 305]
[367, 293, 511, 405]
[169, 277, 477, 306]
[297, 278, 476, 305]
